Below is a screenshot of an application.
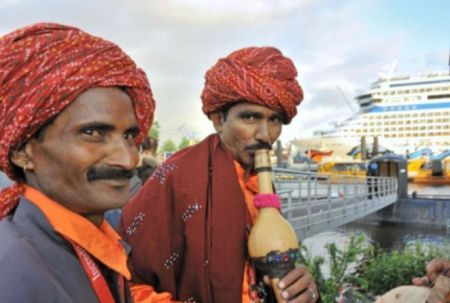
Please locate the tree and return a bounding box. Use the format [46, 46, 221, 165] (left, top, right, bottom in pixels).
[178, 137, 191, 150]
[160, 139, 176, 153]
[148, 120, 160, 141]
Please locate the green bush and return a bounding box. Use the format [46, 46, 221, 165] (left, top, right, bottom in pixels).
[352, 242, 449, 295]
[298, 235, 450, 303]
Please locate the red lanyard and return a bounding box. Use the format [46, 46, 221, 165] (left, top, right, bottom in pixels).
[67, 238, 119, 303]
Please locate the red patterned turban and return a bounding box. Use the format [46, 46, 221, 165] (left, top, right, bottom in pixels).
[201, 47, 303, 123]
[0, 23, 155, 218]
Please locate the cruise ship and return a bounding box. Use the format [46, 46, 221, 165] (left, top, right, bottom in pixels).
[294, 70, 450, 158]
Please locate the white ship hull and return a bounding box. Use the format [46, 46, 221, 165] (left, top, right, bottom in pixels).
[294, 71, 450, 158]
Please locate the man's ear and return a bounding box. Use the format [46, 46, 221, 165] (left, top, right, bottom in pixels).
[209, 112, 224, 134]
[10, 142, 35, 172]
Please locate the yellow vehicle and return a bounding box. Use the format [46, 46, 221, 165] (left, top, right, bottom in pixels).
[412, 156, 450, 185]
[406, 158, 427, 180]
[318, 160, 367, 180]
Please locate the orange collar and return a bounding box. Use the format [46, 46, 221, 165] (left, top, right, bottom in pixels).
[234, 161, 259, 224]
[233, 161, 258, 194]
[23, 185, 131, 280]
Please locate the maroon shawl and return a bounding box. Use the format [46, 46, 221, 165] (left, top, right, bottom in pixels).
[120, 134, 248, 302]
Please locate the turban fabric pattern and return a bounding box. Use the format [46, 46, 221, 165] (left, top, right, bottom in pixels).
[201, 47, 303, 123]
[0, 23, 155, 219]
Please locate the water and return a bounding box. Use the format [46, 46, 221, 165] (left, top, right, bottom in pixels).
[408, 182, 450, 197]
[303, 184, 449, 259]
[338, 222, 447, 249]
[303, 223, 448, 256]
[302, 222, 449, 280]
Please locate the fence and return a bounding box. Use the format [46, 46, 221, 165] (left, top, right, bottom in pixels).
[272, 168, 398, 239]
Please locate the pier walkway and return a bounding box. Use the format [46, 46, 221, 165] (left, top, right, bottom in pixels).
[273, 168, 398, 239]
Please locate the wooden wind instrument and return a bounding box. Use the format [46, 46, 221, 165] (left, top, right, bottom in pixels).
[376, 275, 450, 303]
[248, 149, 300, 302]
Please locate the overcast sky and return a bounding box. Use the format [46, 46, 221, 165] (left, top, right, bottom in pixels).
[1, 0, 449, 145]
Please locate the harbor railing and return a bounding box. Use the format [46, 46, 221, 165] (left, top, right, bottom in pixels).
[272, 168, 398, 239]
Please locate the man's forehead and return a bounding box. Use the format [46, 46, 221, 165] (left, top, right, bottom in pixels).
[233, 102, 282, 115]
[49, 88, 137, 128]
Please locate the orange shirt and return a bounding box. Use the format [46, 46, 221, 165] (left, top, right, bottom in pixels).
[21, 185, 178, 303]
[23, 185, 131, 279]
[233, 161, 261, 303]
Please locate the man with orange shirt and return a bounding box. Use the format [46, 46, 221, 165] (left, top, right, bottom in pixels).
[0, 23, 155, 302]
[121, 47, 319, 302]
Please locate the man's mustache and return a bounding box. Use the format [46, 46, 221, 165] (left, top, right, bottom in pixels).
[87, 167, 134, 182]
[245, 142, 273, 151]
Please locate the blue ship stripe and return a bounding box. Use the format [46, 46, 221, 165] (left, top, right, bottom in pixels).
[368, 102, 450, 113]
[389, 79, 450, 87]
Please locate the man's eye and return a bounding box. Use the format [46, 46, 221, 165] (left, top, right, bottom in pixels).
[241, 114, 256, 121]
[124, 132, 137, 141]
[270, 116, 282, 123]
[83, 129, 103, 137]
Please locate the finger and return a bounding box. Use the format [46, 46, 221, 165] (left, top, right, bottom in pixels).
[278, 266, 309, 289]
[282, 288, 310, 303]
[426, 259, 449, 282]
[281, 274, 313, 301]
[283, 286, 318, 303]
[263, 274, 271, 286]
[412, 276, 430, 286]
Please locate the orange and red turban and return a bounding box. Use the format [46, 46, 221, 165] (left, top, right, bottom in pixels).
[201, 47, 303, 123]
[0, 23, 155, 218]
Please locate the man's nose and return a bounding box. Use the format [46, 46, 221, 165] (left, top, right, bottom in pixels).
[255, 121, 271, 144]
[106, 138, 139, 170]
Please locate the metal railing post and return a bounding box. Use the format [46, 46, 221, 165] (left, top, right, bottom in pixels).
[327, 176, 332, 221]
[287, 192, 293, 220]
[306, 175, 312, 227]
[343, 180, 347, 217]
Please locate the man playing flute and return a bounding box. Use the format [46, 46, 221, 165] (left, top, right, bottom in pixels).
[121, 46, 319, 303]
